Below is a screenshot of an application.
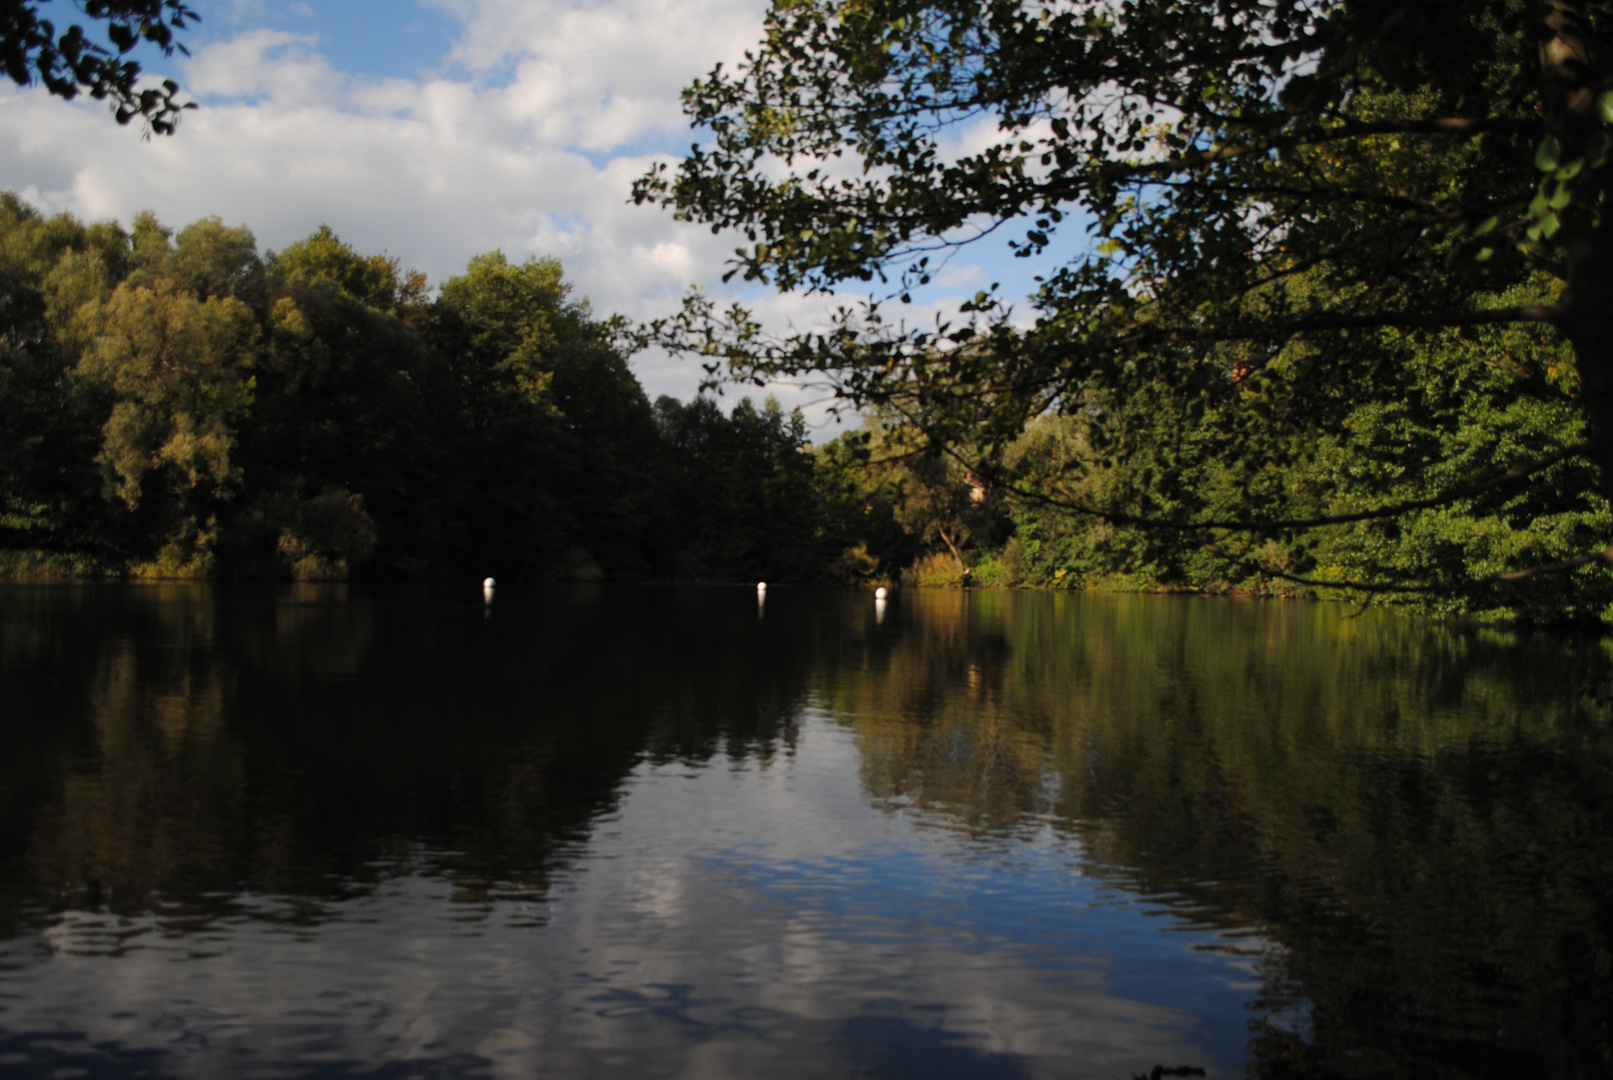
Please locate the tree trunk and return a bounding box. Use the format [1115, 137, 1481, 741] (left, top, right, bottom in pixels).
[937, 525, 971, 585]
[1558, 231, 1613, 502]
[1539, 0, 1613, 500]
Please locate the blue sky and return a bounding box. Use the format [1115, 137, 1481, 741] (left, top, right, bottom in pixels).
[200, 3, 465, 82]
[2, 0, 1051, 423]
[98, 2, 476, 100]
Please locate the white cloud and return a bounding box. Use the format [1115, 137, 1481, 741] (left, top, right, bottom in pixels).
[427, 0, 768, 152]
[182, 30, 338, 103]
[935, 263, 987, 288]
[0, 0, 904, 422]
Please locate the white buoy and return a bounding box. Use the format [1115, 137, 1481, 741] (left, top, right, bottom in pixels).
[483, 577, 495, 589]
[757, 581, 767, 592]
[874, 586, 888, 599]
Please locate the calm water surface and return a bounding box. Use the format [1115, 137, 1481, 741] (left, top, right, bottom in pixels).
[0, 584, 1610, 1079]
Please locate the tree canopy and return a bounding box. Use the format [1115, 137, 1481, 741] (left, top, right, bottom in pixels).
[1, 0, 196, 132]
[3, 192, 1609, 618]
[635, 0, 1613, 597]
[0, 196, 907, 585]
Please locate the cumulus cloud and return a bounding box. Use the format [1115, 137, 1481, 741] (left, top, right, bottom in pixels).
[0, 0, 917, 418]
[182, 30, 340, 104]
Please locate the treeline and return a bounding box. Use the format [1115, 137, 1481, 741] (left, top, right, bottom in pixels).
[3, 194, 1608, 619]
[0, 194, 920, 583]
[813, 280, 1612, 622]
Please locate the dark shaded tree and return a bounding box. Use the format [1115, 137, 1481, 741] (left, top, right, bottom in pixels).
[652, 394, 822, 581]
[0, 198, 916, 585]
[0, 194, 130, 562]
[428, 252, 663, 578]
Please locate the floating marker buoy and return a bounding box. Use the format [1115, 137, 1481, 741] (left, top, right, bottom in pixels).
[874, 587, 888, 599]
[483, 577, 495, 589]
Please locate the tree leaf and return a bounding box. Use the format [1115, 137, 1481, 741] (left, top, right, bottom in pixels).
[1535, 136, 1562, 173]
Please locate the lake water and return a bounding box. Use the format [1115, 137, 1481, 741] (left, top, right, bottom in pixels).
[0, 583, 1609, 1079]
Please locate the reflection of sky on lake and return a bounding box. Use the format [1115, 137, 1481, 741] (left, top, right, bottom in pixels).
[0, 708, 1278, 1080]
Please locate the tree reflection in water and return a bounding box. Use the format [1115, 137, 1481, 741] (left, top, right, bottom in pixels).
[828, 591, 1613, 1079]
[0, 583, 1608, 1078]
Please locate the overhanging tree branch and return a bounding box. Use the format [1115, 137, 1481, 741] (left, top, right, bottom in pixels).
[653, 0, 1613, 611]
[0, 0, 198, 133]
[1010, 442, 1590, 533]
[1200, 304, 1562, 339]
[1097, 117, 1544, 182]
[1206, 541, 1613, 594]
[1085, 303, 1562, 354]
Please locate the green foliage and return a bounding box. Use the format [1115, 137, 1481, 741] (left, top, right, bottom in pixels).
[255, 487, 378, 581]
[428, 250, 661, 577]
[639, 0, 1613, 606]
[0, 0, 197, 132]
[810, 430, 915, 584]
[0, 548, 115, 578]
[902, 551, 965, 588]
[816, 416, 1010, 586]
[651, 393, 824, 580]
[277, 225, 426, 320]
[0, 201, 627, 579]
[0, 196, 915, 585]
[79, 280, 256, 508]
[0, 193, 131, 558]
[985, 273, 1613, 621]
[170, 217, 264, 303]
[10, 193, 1599, 614]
